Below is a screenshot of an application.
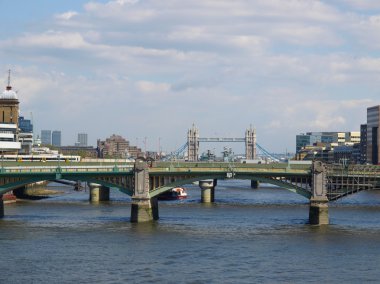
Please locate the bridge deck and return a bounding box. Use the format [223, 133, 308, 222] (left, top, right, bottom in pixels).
[0, 162, 378, 201]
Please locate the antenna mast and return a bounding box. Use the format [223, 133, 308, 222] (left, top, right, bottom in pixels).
[6, 69, 12, 90]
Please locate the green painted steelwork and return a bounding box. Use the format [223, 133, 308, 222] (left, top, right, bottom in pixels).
[148, 162, 312, 198]
[0, 162, 378, 200]
[0, 162, 311, 198]
[0, 177, 46, 195]
[0, 165, 134, 196]
[150, 175, 225, 198]
[149, 173, 312, 199]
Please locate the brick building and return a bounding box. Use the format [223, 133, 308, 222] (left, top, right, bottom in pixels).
[97, 134, 142, 159]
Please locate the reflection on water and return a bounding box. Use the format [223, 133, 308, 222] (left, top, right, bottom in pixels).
[1, 180, 380, 283]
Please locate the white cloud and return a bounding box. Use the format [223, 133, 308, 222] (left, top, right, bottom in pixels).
[336, 0, 380, 10]
[55, 11, 78, 20]
[84, 0, 155, 22]
[350, 14, 380, 48]
[270, 25, 343, 46]
[135, 81, 170, 93]
[356, 57, 380, 72]
[4, 31, 89, 49]
[229, 35, 268, 53]
[115, 0, 140, 5]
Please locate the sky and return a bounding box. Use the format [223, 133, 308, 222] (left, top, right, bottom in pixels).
[1, 0, 379, 154]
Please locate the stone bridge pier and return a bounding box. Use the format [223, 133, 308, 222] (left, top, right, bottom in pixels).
[130, 159, 158, 223]
[0, 195, 4, 218]
[309, 161, 329, 225]
[199, 179, 217, 203]
[251, 180, 259, 189]
[89, 183, 110, 202]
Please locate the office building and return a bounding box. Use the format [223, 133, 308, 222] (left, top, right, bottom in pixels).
[296, 132, 360, 153]
[97, 134, 142, 159]
[97, 134, 129, 158]
[348, 132, 361, 144]
[366, 105, 380, 165]
[360, 124, 367, 164]
[296, 134, 317, 153]
[41, 130, 51, 145]
[77, 133, 88, 147]
[296, 132, 335, 153]
[331, 144, 361, 165]
[52, 131, 61, 147]
[18, 116, 34, 154]
[19, 116, 33, 133]
[296, 131, 361, 164]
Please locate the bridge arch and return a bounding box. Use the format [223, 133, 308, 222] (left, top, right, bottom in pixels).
[0, 177, 48, 196]
[0, 176, 134, 197]
[149, 175, 312, 199]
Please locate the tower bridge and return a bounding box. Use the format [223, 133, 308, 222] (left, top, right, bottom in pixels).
[0, 160, 379, 225]
[167, 124, 280, 162]
[187, 124, 257, 161]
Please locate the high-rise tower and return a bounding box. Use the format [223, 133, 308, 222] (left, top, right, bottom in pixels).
[52, 130, 61, 147]
[41, 130, 52, 145]
[77, 133, 88, 147]
[367, 105, 380, 165]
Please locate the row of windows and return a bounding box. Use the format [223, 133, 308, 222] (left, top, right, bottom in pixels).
[0, 130, 15, 134]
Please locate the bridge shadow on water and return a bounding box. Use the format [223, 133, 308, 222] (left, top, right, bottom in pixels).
[3, 179, 380, 231]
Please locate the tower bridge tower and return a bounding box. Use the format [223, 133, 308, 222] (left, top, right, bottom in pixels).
[245, 125, 257, 160]
[187, 124, 199, 161]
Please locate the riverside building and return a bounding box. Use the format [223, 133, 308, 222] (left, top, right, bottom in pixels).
[97, 134, 142, 159]
[366, 105, 380, 165]
[18, 116, 33, 154]
[0, 72, 21, 154]
[360, 124, 367, 164]
[295, 131, 361, 164]
[296, 132, 360, 153]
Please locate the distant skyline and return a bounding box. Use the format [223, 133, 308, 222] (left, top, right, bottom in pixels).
[1, 0, 379, 153]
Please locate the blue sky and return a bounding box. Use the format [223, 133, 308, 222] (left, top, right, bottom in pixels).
[1, 0, 380, 154]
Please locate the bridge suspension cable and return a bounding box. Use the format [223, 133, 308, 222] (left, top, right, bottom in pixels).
[255, 143, 281, 162]
[163, 142, 189, 160]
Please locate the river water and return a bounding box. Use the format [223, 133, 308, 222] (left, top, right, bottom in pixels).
[1, 180, 380, 283]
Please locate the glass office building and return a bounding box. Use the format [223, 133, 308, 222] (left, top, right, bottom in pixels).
[367, 105, 380, 165]
[41, 130, 51, 145]
[52, 130, 61, 147]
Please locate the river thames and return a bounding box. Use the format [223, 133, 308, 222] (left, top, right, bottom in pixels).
[1, 180, 380, 283]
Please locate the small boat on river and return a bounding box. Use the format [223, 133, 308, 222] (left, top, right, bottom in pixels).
[158, 187, 188, 200]
[2, 191, 17, 203]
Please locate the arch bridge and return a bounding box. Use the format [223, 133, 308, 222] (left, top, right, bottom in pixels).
[0, 161, 379, 225]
